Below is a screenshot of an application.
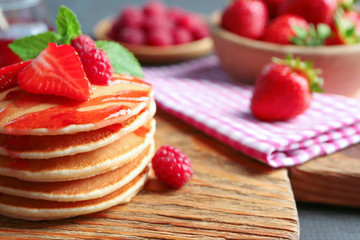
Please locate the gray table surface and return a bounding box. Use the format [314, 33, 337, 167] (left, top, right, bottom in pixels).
[45, 1, 360, 239]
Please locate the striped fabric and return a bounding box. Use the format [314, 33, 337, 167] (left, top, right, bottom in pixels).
[143, 56, 360, 168]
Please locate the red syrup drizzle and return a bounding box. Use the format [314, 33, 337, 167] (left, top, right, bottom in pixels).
[0, 134, 23, 159]
[8, 159, 30, 170]
[2, 135, 30, 151]
[1, 135, 30, 159]
[1, 89, 150, 132]
[103, 123, 124, 133]
[114, 75, 152, 86]
[103, 106, 150, 133]
[133, 126, 150, 138]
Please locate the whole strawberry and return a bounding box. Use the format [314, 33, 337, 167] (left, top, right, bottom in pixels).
[221, 0, 269, 40]
[263, 0, 286, 18]
[250, 57, 323, 121]
[263, 14, 309, 44]
[326, 10, 360, 45]
[263, 14, 332, 45]
[280, 0, 337, 25]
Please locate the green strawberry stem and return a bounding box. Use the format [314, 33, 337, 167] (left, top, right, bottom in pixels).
[291, 24, 332, 46]
[334, 8, 360, 44]
[273, 55, 324, 93]
[339, 0, 356, 10]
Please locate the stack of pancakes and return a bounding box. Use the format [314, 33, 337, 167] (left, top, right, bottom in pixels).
[0, 74, 155, 221]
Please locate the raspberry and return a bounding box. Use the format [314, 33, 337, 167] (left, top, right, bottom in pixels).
[118, 6, 144, 28]
[152, 145, 193, 189]
[117, 27, 146, 45]
[192, 23, 210, 40]
[147, 29, 172, 46]
[177, 13, 203, 30]
[142, 15, 171, 33]
[80, 49, 113, 85]
[167, 6, 185, 23]
[143, 0, 166, 17]
[173, 27, 192, 44]
[109, 21, 122, 39]
[70, 35, 97, 55]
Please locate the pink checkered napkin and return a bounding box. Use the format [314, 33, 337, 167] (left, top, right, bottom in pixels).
[143, 56, 360, 168]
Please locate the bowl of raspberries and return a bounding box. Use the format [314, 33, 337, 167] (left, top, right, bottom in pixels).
[211, 0, 360, 97]
[94, 1, 212, 64]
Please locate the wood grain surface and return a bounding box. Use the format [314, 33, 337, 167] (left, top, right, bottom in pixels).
[0, 111, 299, 239]
[290, 143, 360, 208]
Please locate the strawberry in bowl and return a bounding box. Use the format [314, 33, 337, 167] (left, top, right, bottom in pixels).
[211, 0, 360, 97]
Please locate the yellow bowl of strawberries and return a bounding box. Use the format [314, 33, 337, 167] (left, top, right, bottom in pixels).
[211, 0, 360, 97]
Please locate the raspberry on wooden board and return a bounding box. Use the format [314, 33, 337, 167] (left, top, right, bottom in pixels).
[152, 145, 193, 189]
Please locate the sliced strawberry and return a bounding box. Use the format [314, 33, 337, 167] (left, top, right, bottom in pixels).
[0, 60, 32, 91]
[17, 43, 91, 101]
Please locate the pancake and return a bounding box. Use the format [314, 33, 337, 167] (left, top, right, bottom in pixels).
[0, 120, 155, 182]
[0, 100, 156, 159]
[0, 74, 152, 136]
[0, 168, 149, 221]
[0, 141, 154, 202]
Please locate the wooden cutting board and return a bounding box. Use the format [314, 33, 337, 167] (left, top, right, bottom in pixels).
[0, 110, 299, 240]
[290, 143, 360, 207]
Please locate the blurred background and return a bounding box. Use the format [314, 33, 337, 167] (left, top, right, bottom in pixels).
[45, 0, 225, 37]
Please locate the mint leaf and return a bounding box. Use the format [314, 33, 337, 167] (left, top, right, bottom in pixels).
[56, 5, 81, 44]
[96, 41, 144, 78]
[9, 5, 82, 60]
[9, 31, 60, 60]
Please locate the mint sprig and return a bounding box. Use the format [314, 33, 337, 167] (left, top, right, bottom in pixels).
[9, 5, 79, 60]
[9, 5, 144, 79]
[8, 31, 60, 61]
[56, 5, 81, 44]
[96, 41, 144, 78]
